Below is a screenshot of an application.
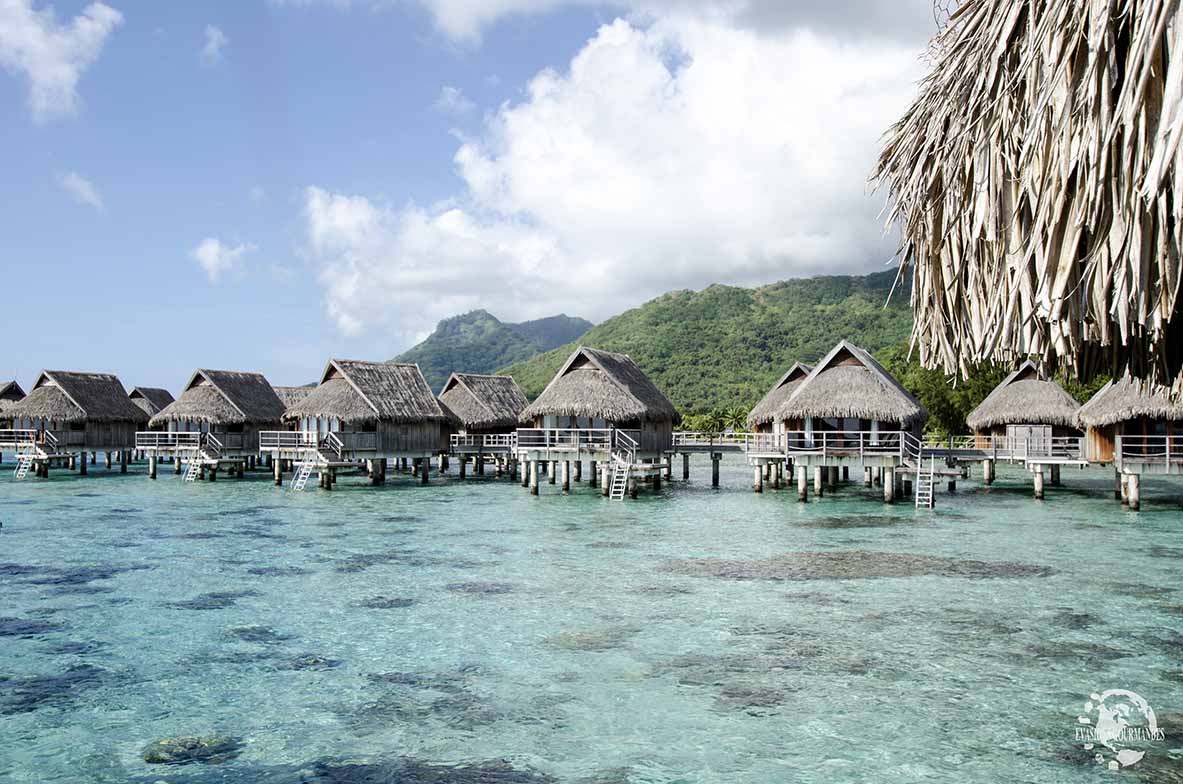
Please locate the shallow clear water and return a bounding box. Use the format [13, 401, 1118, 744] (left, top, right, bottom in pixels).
[1, 456, 1181, 783]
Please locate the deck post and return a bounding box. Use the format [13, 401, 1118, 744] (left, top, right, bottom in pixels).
[521, 459, 529, 487]
[863, 466, 872, 486]
[420, 457, 429, 485]
[530, 460, 540, 495]
[574, 460, 582, 482]
[149, 455, 157, 479]
[1050, 464, 1061, 486]
[274, 457, 283, 485]
[797, 463, 807, 501]
[120, 450, 127, 474]
[561, 460, 570, 494]
[711, 454, 720, 487]
[814, 465, 824, 497]
[548, 461, 557, 484]
[753, 464, 763, 493]
[601, 462, 610, 496]
[983, 460, 994, 485]
[771, 462, 781, 489]
[589, 460, 598, 487]
[1033, 468, 1044, 499]
[174, 456, 181, 474]
[1127, 473, 1141, 511]
[460, 456, 467, 479]
[682, 452, 690, 480]
[79, 454, 87, 475]
[883, 467, 895, 503]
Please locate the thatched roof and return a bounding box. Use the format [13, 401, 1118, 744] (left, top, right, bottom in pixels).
[1078, 375, 1183, 429]
[966, 361, 1080, 430]
[520, 346, 678, 424]
[273, 386, 313, 408]
[282, 360, 450, 425]
[151, 369, 286, 426]
[5, 371, 149, 424]
[779, 341, 928, 427]
[0, 380, 25, 416]
[874, 0, 1183, 389]
[747, 362, 812, 428]
[128, 387, 174, 417]
[439, 373, 528, 430]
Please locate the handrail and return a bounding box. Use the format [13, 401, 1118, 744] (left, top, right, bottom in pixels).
[42, 430, 59, 450]
[515, 428, 617, 450]
[322, 431, 344, 460]
[450, 433, 518, 449]
[203, 432, 223, 458]
[259, 430, 319, 451]
[1117, 435, 1183, 463]
[135, 431, 203, 449]
[0, 429, 38, 445]
[613, 429, 638, 465]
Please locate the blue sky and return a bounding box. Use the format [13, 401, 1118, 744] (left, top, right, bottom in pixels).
[0, 0, 932, 393]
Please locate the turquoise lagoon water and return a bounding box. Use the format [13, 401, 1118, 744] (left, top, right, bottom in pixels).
[1, 457, 1181, 783]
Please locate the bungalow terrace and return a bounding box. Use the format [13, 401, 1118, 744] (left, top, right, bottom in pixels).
[515, 346, 679, 498]
[1, 371, 148, 479]
[965, 361, 1083, 490]
[440, 372, 528, 478]
[267, 359, 452, 490]
[142, 370, 286, 481]
[775, 341, 928, 502]
[1078, 376, 1183, 510]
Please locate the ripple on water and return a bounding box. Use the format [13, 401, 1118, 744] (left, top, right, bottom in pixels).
[167, 590, 259, 611]
[661, 550, 1056, 581]
[445, 581, 516, 595]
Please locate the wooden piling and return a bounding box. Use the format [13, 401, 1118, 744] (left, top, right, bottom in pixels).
[274, 457, 283, 486]
[883, 467, 895, 503]
[548, 461, 556, 484]
[1050, 464, 1061, 486]
[797, 463, 807, 501]
[983, 459, 994, 485]
[79, 452, 87, 475]
[530, 460, 540, 495]
[1033, 468, 1044, 499]
[814, 465, 824, 497]
[753, 464, 763, 493]
[149, 455, 157, 479]
[1127, 473, 1140, 511]
[863, 466, 872, 486]
[561, 460, 570, 494]
[711, 454, 719, 487]
[120, 450, 127, 473]
[574, 460, 582, 482]
[601, 463, 611, 496]
[682, 452, 690, 480]
[420, 457, 429, 484]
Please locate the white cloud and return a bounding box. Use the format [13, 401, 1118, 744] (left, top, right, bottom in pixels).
[56, 171, 102, 210]
[190, 237, 254, 283]
[0, 0, 123, 122]
[301, 15, 923, 345]
[200, 24, 228, 65]
[433, 84, 473, 115]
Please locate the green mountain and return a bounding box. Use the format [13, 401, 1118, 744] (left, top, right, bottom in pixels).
[393, 310, 593, 391]
[499, 271, 914, 413]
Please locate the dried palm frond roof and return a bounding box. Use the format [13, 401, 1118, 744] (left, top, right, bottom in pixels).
[128, 387, 174, 417]
[282, 360, 450, 425]
[272, 386, 313, 408]
[966, 361, 1080, 430]
[440, 373, 529, 430]
[1078, 375, 1183, 428]
[151, 369, 286, 426]
[780, 341, 928, 426]
[747, 362, 813, 428]
[0, 380, 24, 401]
[874, 0, 1183, 390]
[520, 346, 679, 424]
[6, 371, 148, 424]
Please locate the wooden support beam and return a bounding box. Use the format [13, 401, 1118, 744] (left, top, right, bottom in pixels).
[797, 463, 808, 502]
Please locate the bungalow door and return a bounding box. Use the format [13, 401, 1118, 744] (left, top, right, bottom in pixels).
[1007, 424, 1052, 457]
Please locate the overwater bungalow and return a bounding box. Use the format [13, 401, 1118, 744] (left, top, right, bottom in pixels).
[440, 372, 528, 478]
[516, 346, 678, 498]
[1, 371, 148, 478]
[1078, 376, 1183, 510]
[965, 361, 1083, 489]
[143, 369, 286, 480]
[267, 359, 452, 489]
[746, 362, 812, 434]
[0, 380, 25, 430]
[129, 387, 174, 422]
[774, 340, 928, 502]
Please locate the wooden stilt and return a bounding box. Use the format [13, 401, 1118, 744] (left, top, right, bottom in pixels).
[274, 457, 283, 486]
[419, 457, 429, 484]
[120, 450, 127, 474]
[1033, 468, 1044, 499]
[149, 455, 157, 479]
[601, 463, 610, 496]
[589, 459, 598, 487]
[653, 468, 662, 491]
[711, 453, 720, 487]
[530, 460, 540, 495]
[753, 464, 763, 493]
[1050, 464, 1061, 486]
[883, 467, 895, 504]
[814, 465, 824, 497]
[797, 463, 808, 501]
[548, 460, 556, 484]
[682, 452, 690, 480]
[79, 452, 87, 475]
[1114, 468, 1123, 500]
[561, 460, 570, 494]
[1127, 473, 1140, 511]
[864, 466, 872, 486]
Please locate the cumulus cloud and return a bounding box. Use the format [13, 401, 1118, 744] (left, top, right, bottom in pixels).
[190, 237, 254, 283]
[434, 85, 474, 115]
[0, 0, 123, 122]
[301, 14, 924, 344]
[56, 171, 103, 210]
[200, 24, 228, 65]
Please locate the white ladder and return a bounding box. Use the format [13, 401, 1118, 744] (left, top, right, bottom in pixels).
[290, 459, 315, 491]
[915, 455, 935, 509]
[14, 453, 34, 480]
[609, 459, 630, 500]
[183, 452, 203, 482]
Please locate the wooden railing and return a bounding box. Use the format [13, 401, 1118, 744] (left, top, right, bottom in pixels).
[0, 429, 38, 446]
[260, 431, 318, 451]
[451, 433, 517, 449]
[136, 431, 203, 449]
[259, 430, 377, 453]
[1117, 435, 1183, 465]
[515, 428, 646, 451]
